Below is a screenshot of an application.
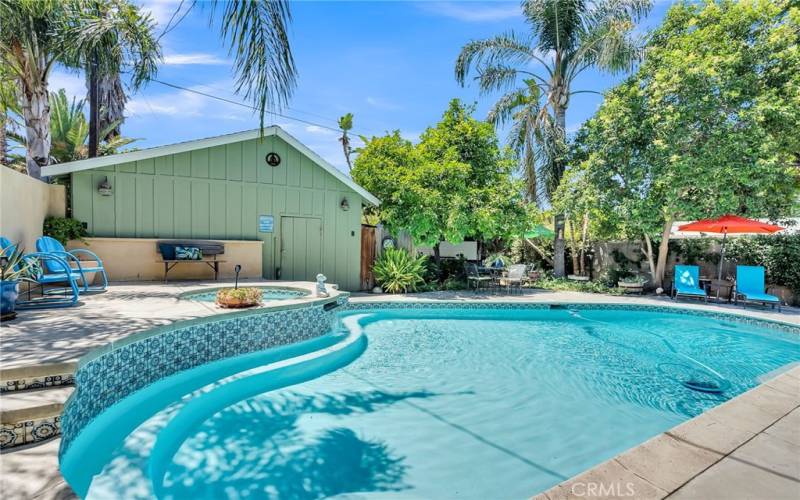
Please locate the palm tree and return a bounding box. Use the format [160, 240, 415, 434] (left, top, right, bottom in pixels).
[0, 0, 159, 178]
[338, 113, 354, 171]
[456, 0, 650, 277]
[72, 0, 160, 147]
[6, 89, 138, 164]
[92, 0, 298, 145]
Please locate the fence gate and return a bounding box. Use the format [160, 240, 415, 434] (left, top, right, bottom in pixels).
[360, 225, 376, 290]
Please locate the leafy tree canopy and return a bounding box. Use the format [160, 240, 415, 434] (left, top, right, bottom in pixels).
[352, 99, 530, 250]
[557, 0, 800, 284]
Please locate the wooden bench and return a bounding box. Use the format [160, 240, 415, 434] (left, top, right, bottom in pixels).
[156, 240, 226, 282]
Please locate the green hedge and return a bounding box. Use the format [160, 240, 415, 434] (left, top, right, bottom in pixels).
[725, 234, 800, 294]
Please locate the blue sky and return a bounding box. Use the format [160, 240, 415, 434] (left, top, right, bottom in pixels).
[50, 1, 677, 172]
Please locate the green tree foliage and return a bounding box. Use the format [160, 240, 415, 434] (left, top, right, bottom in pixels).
[726, 234, 800, 296]
[455, 0, 651, 277]
[561, 0, 800, 287]
[352, 100, 530, 259]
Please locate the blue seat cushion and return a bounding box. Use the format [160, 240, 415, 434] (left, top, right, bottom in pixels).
[675, 285, 706, 296]
[740, 291, 780, 303]
[39, 273, 79, 284]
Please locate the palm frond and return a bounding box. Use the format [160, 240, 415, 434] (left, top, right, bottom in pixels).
[209, 0, 297, 129]
[522, 0, 587, 53]
[455, 31, 549, 85]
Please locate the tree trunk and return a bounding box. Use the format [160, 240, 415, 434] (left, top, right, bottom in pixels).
[569, 218, 579, 275]
[552, 103, 568, 278]
[553, 213, 566, 277]
[433, 242, 441, 266]
[653, 215, 674, 288]
[96, 72, 126, 140]
[0, 107, 7, 165]
[579, 212, 589, 276]
[642, 234, 657, 282]
[88, 52, 99, 158]
[20, 84, 50, 179]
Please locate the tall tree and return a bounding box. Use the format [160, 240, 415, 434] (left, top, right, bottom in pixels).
[1, 0, 77, 178]
[455, 0, 651, 277]
[91, 0, 298, 146]
[73, 0, 160, 151]
[338, 112, 354, 171]
[0, 0, 158, 177]
[353, 100, 529, 263]
[568, 0, 800, 288]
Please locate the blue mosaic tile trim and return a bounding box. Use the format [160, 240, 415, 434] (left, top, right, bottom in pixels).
[59, 303, 337, 458]
[1, 414, 61, 449]
[344, 300, 800, 334]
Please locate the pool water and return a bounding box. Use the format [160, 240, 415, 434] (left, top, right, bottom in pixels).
[183, 287, 307, 303]
[72, 307, 799, 499]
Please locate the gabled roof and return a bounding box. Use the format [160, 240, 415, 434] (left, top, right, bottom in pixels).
[42, 126, 380, 206]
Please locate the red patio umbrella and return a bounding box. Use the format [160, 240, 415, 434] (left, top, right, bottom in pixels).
[677, 215, 785, 280]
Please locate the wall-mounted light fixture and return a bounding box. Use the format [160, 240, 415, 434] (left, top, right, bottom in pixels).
[97, 176, 112, 196]
[340, 197, 350, 211]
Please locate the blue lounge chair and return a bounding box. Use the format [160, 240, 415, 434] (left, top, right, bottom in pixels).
[735, 266, 781, 311]
[672, 265, 708, 302]
[36, 236, 108, 292]
[0, 237, 80, 309]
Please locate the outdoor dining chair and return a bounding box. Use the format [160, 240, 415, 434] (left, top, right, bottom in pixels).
[499, 264, 527, 295]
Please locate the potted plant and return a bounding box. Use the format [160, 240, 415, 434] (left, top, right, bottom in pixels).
[216, 287, 263, 308]
[617, 275, 646, 294]
[1, 244, 31, 320]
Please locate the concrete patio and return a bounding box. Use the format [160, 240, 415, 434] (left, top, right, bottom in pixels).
[0, 282, 797, 499]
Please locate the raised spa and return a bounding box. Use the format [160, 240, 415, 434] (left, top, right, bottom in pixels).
[60, 304, 799, 499]
[180, 286, 308, 303]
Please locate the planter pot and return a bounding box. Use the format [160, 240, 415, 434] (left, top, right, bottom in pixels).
[618, 281, 645, 294]
[1, 280, 19, 318]
[216, 296, 260, 309]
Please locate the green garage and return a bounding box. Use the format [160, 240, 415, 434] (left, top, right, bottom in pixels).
[44, 126, 379, 290]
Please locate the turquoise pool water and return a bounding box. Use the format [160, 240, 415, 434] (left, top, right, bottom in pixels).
[183, 287, 307, 303]
[66, 306, 799, 499]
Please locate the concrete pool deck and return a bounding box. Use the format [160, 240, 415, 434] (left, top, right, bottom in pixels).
[0, 282, 798, 499]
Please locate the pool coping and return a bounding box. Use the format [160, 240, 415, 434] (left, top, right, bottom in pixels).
[530, 365, 800, 500]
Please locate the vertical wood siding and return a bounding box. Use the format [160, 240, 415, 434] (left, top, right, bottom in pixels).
[71, 136, 363, 290]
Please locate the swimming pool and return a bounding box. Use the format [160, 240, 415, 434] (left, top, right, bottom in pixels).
[181, 286, 308, 303]
[61, 304, 799, 499]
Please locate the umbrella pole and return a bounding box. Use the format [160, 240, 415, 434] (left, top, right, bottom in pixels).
[718, 230, 727, 281]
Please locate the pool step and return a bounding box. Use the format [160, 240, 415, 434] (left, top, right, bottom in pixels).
[0, 363, 76, 450]
[0, 362, 77, 393]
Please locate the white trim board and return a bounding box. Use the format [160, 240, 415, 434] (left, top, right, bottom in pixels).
[42, 126, 380, 206]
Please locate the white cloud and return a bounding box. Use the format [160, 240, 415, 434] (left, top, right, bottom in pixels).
[304, 125, 337, 136]
[163, 53, 228, 65]
[48, 70, 86, 101]
[365, 96, 401, 111]
[417, 2, 521, 22]
[136, 0, 184, 26]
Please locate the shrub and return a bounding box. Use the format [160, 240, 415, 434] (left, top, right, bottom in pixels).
[43, 216, 87, 244]
[531, 276, 625, 295]
[725, 234, 800, 294]
[373, 248, 427, 293]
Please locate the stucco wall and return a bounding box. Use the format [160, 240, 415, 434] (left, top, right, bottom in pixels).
[69, 135, 363, 290]
[0, 167, 66, 252]
[66, 237, 263, 281]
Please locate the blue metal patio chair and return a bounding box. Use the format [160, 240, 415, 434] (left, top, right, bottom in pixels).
[0, 237, 80, 308]
[672, 265, 708, 302]
[734, 266, 781, 311]
[36, 236, 108, 292]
